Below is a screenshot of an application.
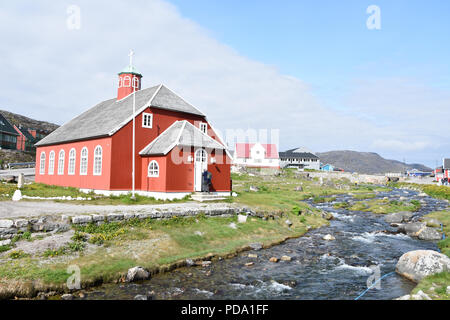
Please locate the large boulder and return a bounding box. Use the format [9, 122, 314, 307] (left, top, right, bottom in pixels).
[417, 227, 442, 241]
[385, 212, 413, 224]
[396, 250, 450, 282]
[398, 222, 426, 236]
[126, 266, 150, 282]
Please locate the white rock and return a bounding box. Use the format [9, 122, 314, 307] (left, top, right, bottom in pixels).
[237, 215, 247, 223]
[194, 231, 204, 236]
[0, 239, 11, 246]
[416, 290, 432, 300]
[396, 250, 450, 282]
[14, 219, 28, 228]
[232, 192, 238, 197]
[323, 234, 336, 241]
[229, 222, 237, 229]
[126, 266, 150, 282]
[92, 214, 105, 222]
[71, 215, 93, 224]
[12, 189, 22, 201]
[0, 219, 14, 228]
[447, 286, 450, 295]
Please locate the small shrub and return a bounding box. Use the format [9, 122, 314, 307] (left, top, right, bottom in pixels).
[0, 245, 12, 253]
[43, 247, 67, 258]
[9, 250, 29, 259]
[68, 241, 86, 252]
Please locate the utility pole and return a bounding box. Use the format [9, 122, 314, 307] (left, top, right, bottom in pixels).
[129, 49, 136, 200]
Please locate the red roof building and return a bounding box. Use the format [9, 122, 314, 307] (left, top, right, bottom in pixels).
[35, 57, 231, 199]
[233, 143, 280, 168]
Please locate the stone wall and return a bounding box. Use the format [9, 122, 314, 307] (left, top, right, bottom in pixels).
[0, 206, 244, 240]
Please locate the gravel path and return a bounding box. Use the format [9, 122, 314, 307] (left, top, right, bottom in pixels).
[0, 201, 239, 219]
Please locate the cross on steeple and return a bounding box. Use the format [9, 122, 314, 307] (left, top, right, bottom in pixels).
[128, 49, 134, 66]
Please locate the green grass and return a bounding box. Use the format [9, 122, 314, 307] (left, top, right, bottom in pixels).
[411, 210, 449, 300]
[348, 198, 421, 214]
[390, 182, 450, 201]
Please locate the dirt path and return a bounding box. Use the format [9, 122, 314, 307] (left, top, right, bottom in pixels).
[0, 201, 239, 219]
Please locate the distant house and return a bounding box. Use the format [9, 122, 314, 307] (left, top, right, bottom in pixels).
[443, 158, 450, 181]
[406, 168, 432, 177]
[233, 143, 280, 168]
[13, 125, 37, 152]
[434, 166, 444, 182]
[0, 113, 18, 150]
[279, 147, 320, 170]
[321, 164, 334, 172]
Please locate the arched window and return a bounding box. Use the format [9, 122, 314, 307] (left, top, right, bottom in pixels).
[118, 77, 123, 88]
[58, 150, 65, 175]
[80, 147, 88, 175]
[123, 76, 131, 87]
[68, 148, 76, 175]
[93, 145, 102, 176]
[195, 149, 207, 163]
[39, 152, 46, 175]
[48, 151, 55, 175]
[148, 160, 159, 177]
[132, 77, 139, 89]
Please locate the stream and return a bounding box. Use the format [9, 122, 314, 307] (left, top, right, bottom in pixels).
[84, 188, 448, 300]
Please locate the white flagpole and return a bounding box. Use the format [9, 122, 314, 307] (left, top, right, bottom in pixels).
[130, 50, 136, 200]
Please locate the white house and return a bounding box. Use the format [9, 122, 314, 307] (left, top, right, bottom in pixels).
[233, 143, 280, 168]
[279, 147, 320, 170]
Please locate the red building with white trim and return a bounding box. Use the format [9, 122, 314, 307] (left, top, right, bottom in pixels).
[35, 59, 231, 199]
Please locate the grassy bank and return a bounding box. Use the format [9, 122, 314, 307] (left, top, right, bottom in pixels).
[411, 210, 450, 300]
[0, 209, 327, 299]
[230, 170, 390, 213]
[345, 198, 421, 214]
[390, 182, 450, 201]
[0, 182, 189, 205]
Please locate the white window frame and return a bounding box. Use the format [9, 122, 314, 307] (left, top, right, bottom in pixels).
[132, 77, 140, 89]
[142, 113, 153, 129]
[123, 76, 131, 87]
[39, 152, 46, 175]
[57, 150, 65, 175]
[48, 151, 55, 175]
[199, 122, 208, 134]
[118, 77, 123, 88]
[80, 147, 88, 175]
[93, 145, 102, 176]
[68, 148, 76, 175]
[148, 160, 159, 177]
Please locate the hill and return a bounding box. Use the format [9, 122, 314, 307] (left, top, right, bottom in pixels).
[316, 150, 432, 174]
[0, 109, 59, 132]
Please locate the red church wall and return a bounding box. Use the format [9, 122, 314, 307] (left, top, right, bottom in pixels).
[35, 137, 112, 191]
[209, 151, 231, 192]
[165, 147, 195, 192]
[109, 107, 208, 191]
[140, 156, 167, 192]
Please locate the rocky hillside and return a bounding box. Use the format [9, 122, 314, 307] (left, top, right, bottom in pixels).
[316, 150, 432, 174]
[0, 109, 59, 132]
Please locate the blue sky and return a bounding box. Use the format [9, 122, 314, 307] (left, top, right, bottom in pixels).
[0, 0, 448, 168]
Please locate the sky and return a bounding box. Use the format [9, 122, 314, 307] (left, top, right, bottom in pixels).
[0, 0, 449, 168]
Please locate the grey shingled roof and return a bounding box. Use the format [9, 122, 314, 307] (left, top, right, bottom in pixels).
[36, 85, 205, 147]
[279, 148, 319, 160]
[140, 120, 226, 156]
[444, 158, 450, 169]
[0, 113, 18, 136]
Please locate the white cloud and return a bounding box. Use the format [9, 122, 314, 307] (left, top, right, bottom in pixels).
[0, 0, 447, 167]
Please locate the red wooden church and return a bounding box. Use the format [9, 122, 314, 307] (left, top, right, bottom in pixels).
[35, 55, 231, 199]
